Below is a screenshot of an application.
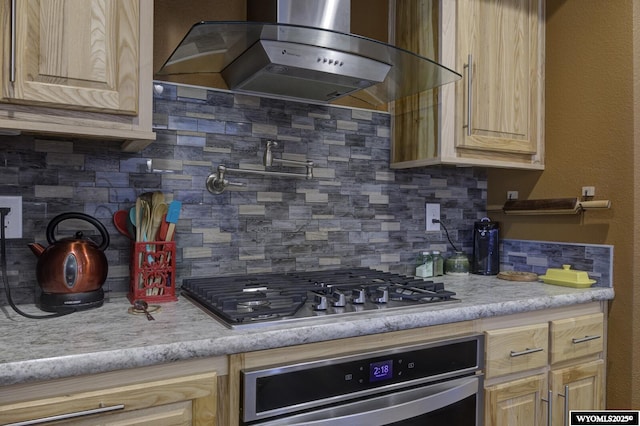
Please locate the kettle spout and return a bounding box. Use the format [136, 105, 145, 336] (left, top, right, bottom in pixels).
[28, 243, 46, 257]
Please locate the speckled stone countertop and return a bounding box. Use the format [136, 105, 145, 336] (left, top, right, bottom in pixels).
[0, 274, 613, 387]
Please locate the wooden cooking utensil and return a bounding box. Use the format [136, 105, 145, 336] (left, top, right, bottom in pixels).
[150, 203, 168, 242]
[152, 191, 165, 209]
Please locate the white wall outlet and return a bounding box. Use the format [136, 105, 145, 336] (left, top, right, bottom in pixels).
[507, 191, 519, 200]
[425, 203, 440, 231]
[0, 196, 23, 239]
[582, 186, 595, 197]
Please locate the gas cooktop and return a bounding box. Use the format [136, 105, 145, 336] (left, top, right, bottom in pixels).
[181, 268, 458, 328]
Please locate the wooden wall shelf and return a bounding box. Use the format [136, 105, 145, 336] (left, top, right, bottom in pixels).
[487, 198, 611, 215]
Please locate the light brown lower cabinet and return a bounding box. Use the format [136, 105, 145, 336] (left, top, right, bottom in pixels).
[485, 373, 548, 426]
[485, 361, 606, 426]
[549, 359, 605, 426]
[0, 370, 218, 426]
[483, 307, 606, 426]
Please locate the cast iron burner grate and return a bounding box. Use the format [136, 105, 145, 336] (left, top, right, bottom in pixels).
[181, 268, 458, 327]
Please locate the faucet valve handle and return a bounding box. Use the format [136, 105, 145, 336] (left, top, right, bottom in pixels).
[206, 165, 245, 194]
[263, 140, 278, 166]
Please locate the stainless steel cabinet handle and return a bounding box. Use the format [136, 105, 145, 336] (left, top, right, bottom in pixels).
[542, 389, 553, 426]
[510, 347, 544, 357]
[559, 385, 570, 426]
[10, 0, 16, 82]
[572, 335, 601, 344]
[5, 404, 126, 426]
[463, 54, 473, 136]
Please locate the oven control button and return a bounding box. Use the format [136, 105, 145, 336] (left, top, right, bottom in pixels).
[344, 373, 353, 381]
[312, 294, 328, 310]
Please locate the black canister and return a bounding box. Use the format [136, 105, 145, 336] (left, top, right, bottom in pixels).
[472, 217, 500, 275]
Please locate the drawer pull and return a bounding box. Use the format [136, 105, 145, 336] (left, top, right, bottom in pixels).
[5, 404, 125, 426]
[510, 347, 544, 357]
[572, 335, 601, 344]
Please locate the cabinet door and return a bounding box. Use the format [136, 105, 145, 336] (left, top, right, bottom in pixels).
[550, 359, 605, 426]
[457, 0, 543, 156]
[390, 0, 544, 169]
[485, 374, 547, 426]
[390, 0, 439, 165]
[4, 0, 139, 114]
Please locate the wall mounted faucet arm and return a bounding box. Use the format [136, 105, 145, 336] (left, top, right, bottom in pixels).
[206, 161, 314, 195]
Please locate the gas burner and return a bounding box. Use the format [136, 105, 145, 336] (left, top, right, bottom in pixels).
[236, 299, 271, 313]
[181, 268, 458, 328]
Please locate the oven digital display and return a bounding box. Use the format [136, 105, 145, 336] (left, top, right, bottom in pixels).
[370, 359, 393, 382]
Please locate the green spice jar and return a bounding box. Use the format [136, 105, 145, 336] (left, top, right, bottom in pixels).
[445, 251, 470, 276]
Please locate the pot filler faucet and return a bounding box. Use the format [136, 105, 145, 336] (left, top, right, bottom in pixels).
[206, 141, 314, 194]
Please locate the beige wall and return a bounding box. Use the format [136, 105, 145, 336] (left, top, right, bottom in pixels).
[487, 0, 639, 408]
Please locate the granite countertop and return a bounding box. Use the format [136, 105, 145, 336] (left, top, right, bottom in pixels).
[0, 274, 613, 387]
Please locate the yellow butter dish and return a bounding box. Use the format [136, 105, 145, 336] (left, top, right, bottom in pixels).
[539, 264, 596, 288]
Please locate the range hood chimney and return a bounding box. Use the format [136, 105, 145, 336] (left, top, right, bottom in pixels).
[157, 0, 461, 106]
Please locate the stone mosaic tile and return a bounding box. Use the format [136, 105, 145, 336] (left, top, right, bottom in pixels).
[501, 239, 613, 288]
[0, 81, 573, 306]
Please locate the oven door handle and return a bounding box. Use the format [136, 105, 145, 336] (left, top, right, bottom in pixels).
[253, 375, 481, 426]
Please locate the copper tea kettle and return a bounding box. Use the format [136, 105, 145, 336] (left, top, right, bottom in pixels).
[28, 212, 109, 294]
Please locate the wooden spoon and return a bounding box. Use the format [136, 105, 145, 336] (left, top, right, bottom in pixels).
[142, 200, 152, 242]
[149, 203, 168, 242]
[152, 191, 165, 209]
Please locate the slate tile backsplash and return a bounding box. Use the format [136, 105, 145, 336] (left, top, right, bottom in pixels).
[500, 239, 613, 288]
[0, 83, 489, 304]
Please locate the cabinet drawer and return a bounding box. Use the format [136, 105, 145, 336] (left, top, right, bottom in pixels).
[550, 313, 604, 364]
[485, 323, 549, 378]
[0, 372, 216, 425]
[51, 401, 192, 426]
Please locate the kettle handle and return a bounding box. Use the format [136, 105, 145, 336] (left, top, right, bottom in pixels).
[46, 212, 110, 251]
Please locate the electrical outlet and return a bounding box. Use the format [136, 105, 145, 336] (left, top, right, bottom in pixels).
[425, 203, 440, 231]
[582, 186, 595, 197]
[0, 196, 23, 239]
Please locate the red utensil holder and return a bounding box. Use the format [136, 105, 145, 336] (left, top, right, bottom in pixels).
[128, 241, 177, 303]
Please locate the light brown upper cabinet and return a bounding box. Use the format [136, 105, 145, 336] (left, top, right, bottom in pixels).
[391, 0, 545, 170]
[0, 0, 154, 151]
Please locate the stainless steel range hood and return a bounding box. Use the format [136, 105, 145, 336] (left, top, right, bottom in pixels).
[157, 0, 461, 106]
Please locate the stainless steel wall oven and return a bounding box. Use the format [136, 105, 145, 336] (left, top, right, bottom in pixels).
[240, 334, 484, 425]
